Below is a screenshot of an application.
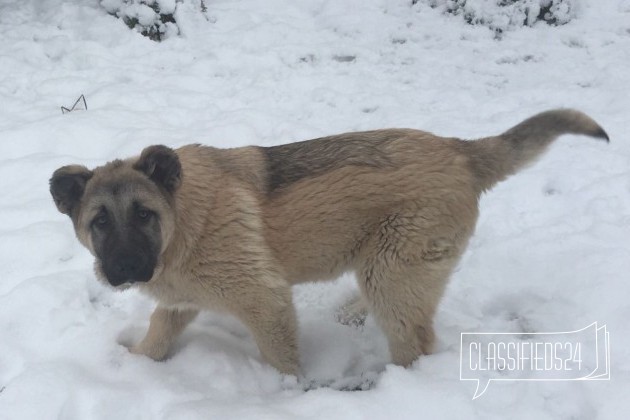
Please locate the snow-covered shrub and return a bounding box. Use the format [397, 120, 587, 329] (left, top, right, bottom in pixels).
[415, 0, 577, 34]
[101, 0, 207, 41]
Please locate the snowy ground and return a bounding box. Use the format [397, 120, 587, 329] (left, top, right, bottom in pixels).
[1, 0, 629, 418]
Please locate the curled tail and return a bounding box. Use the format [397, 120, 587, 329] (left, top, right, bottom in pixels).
[465, 109, 609, 192]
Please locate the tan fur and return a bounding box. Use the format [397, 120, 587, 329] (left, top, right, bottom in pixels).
[51, 109, 608, 375]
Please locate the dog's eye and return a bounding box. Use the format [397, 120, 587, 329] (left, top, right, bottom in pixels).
[93, 214, 108, 228]
[137, 209, 151, 220]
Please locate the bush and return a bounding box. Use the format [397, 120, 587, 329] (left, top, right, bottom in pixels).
[101, 0, 207, 41]
[415, 0, 576, 34]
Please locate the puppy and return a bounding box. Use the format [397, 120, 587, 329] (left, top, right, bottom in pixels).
[50, 109, 608, 374]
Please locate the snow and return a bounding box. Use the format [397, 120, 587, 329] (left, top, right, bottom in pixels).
[1, 0, 629, 418]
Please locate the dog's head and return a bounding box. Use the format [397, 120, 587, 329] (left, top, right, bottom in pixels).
[50, 145, 180, 288]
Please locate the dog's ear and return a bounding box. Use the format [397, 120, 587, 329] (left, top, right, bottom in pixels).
[50, 165, 93, 216]
[133, 145, 182, 194]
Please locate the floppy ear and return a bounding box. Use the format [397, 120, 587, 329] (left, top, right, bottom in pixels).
[50, 165, 93, 216]
[133, 145, 182, 194]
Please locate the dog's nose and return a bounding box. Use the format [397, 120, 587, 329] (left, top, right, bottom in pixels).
[104, 252, 154, 286]
[115, 255, 144, 278]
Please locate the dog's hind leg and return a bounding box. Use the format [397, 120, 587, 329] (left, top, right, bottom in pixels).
[130, 306, 199, 361]
[359, 261, 443, 365]
[357, 213, 467, 366]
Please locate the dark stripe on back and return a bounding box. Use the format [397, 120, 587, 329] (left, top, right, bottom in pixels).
[262, 130, 403, 192]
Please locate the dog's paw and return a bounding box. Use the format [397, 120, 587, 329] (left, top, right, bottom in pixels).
[117, 325, 170, 361]
[301, 371, 379, 392]
[128, 341, 169, 361]
[335, 295, 368, 328]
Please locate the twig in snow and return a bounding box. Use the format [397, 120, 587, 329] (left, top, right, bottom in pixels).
[61, 94, 88, 115]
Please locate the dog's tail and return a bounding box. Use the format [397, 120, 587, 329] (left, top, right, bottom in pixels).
[464, 109, 609, 192]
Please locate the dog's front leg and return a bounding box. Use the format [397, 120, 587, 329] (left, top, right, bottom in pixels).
[130, 306, 199, 361]
[231, 285, 300, 376]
